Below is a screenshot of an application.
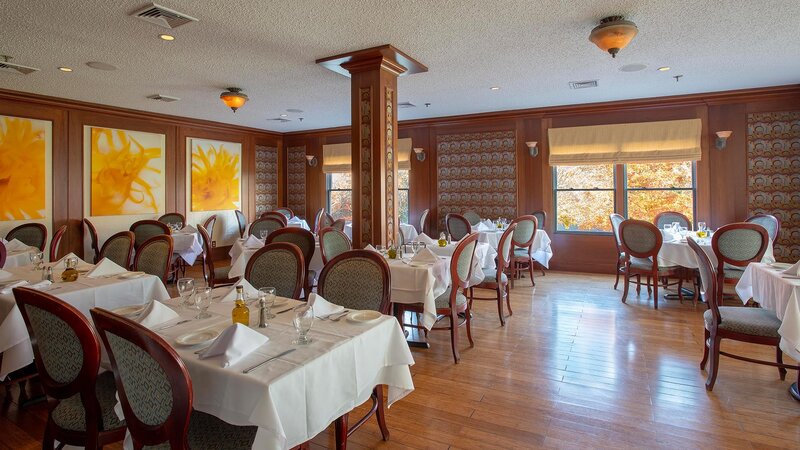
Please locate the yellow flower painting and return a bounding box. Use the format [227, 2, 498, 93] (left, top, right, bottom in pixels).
[0, 115, 49, 220]
[191, 141, 241, 211]
[90, 127, 164, 216]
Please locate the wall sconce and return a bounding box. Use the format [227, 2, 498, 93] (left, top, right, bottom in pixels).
[525, 141, 539, 157]
[413, 147, 426, 161]
[715, 131, 732, 150]
[306, 155, 317, 167]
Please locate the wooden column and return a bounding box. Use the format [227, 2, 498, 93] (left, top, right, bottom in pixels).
[317, 45, 427, 247]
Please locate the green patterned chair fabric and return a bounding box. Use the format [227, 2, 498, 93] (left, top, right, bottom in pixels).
[434, 287, 468, 308]
[320, 230, 351, 264]
[135, 237, 172, 281]
[100, 232, 133, 268]
[723, 268, 744, 280]
[511, 216, 536, 258]
[531, 211, 546, 230]
[267, 229, 315, 271]
[7, 224, 46, 251]
[157, 213, 184, 228]
[480, 270, 508, 284]
[319, 255, 389, 312]
[141, 411, 257, 450]
[629, 256, 675, 272]
[456, 240, 477, 282]
[463, 210, 481, 226]
[51, 371, 124, 432]
[249, 218, 284, 238]
[703, 307, 781, 338]
[621, 222, 658, 254]
[746, 214, 779, 242]
[275, 208, 293, 219]
[130, 221, 169, 249]
[25, 304, 84, 384]
[716, 228, 765, 263]
[446, 214, 471, 240]
[246, 246, 303, 299]
[654, 211, 690, 229]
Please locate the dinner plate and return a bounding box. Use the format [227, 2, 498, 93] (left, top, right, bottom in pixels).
[112, 304, 147, 318]
[347, 310, 382, 324]
[118, 271, 146, 279]
[175, 329, 220, 347]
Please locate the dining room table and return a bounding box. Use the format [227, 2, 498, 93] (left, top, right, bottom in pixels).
[2, 248, 36, 269]
[0, 263, 170, 379]
[658, 230, 776, 269]
[474, 228, 554, 268]
[344, 222, 418, 243]
[228, 238, 325, 281]
[735, 262, 800, 401]
[171, 226, 204, 266]
[133, 294, 415, 449]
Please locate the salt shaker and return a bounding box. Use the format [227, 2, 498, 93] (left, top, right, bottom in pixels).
[43, 266, 54, 283]
[258, 298, 268, 328]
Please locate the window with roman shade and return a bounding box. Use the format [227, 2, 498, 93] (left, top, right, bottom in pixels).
[322, 138, 412, 173]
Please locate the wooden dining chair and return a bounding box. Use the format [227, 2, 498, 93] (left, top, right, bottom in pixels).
[331, 218, 346, 233]
[0, 240, 6, 268]
[508, 215, 538, 288]
[688, 237, 797, 391]
[399, 233, 479, 363]
[462, 210, 481, 226]
[419, 208, 429, 236]
[90, 308, 258, 449]
[6, 223, 47, 251]
[618, 219, 683, 309]
[266, 228, 316, 298]
[609, 213, 626, 289]
[245, 242, 305, 299]
[202, 214, 218, 244]
[445, 213, 471, 240]
[129, 220, 170, 251]
[313, 208, 327, 234]
[157, 212, 185, 228]
[654, 211, 691, 230]
[13, 288, 126, 449]
[235, 210, 247, 238]
[317, 250, 392, 448]
[319, 227, 352, 265]
[98, 231, 134, 269]
[745, 213, 780, 243]
[469, 223, 517, 325]
[197, 224, 237, 288]
[275, 207, 295, 219]
[133, 234, 173, 285]
[83, 218, 101, 263]
[260, 211, 289, 226]
[530, 210, 547, 276]
[249, 217, 285, 239]
[712, 222, 769, 285]
[49, 224, 67, 261]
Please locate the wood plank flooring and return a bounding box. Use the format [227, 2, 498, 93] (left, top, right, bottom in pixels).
[2, 270, 798, 449]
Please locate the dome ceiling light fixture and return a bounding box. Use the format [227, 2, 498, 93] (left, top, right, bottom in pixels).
[219, 87, 248, 113]
[589, 16, 638, 58]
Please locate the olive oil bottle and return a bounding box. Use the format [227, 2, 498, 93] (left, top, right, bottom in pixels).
[231, 285, 250, 326]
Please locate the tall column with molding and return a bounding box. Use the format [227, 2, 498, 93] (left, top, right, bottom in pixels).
[317, 45, 427, 248]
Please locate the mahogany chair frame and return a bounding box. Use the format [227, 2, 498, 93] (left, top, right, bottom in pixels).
[157, 212, 186, 227]
[508, 215, 538, 288]
[318, 228, 352, 265]
[98, 231, 135, 269]
[90, 308, 193, 449]
[0, 240, 6, 268]
[445, 213, 471, 241]
[235, 210, 247, 238]
[48, 225, 67, 262]
[468, 223, 518, 326]
[654, 211, 691, 229]
[530, 210, 547, 276]
[609, 213, 626, 289]
[244, 242, 305, 300]
[266, 227, 316, 297]
[619, 219, 682, 309]
[6, 223, 48, 252]
[198, 224, 238, 288]
[202, 214, 217, 244]
[249, 217, 285, 240]
[260, 211, 289, 226]
[14, 288, 126, 449]
[419, 208, 429, 236]
[133, 234, 174, 285]
[711, 222, 769, 285]
[129, 220, 170, 251]
[313, 208, 326, 234]
[688, 238, 798, 391]
[83, 218, 101, 263]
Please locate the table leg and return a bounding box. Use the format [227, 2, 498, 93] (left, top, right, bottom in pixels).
[393, 305, 430, 348]
[791, 370, 800, 402]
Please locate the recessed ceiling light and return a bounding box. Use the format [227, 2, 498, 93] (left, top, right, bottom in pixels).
[490, 86, 501, 91]
[658, 66, 671, 71]
[159, 34, 175, 41]
[58, 66, 73, 72]
[280, 114, 288, 117]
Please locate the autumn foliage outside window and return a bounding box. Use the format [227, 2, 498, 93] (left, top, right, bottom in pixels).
[625, 161, 694, 224]
[555, 165, 615, 232]
[327, 170, 410, 224]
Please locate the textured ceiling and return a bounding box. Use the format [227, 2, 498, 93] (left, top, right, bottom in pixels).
[2, 0, 799, 132]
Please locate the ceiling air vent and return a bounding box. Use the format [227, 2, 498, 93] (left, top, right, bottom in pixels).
[398, 101, 416, 109]
[267, 117, 292, 123]
[0, 55, 39, 75]
[147, 94, 180, 102]
[569, 80, 598, 89]
[131, 3, 199, 29]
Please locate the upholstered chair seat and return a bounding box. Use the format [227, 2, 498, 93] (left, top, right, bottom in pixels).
[629, 256, 678, 273]
[51, 371, 123, 432]
[513, 248, 530, 258]
[213, 266, 232, 279]
[723, 268, 745, 280]
[138, 411, 257, 450]
[481, 269, 508, 284]
[435, 287, 468, 308]
[319, 228, 352, 265]
[703, 307, 781, 338]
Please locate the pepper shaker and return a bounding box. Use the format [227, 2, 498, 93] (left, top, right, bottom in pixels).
[43, 266, 54, 283]
[258, 298, 268, 328]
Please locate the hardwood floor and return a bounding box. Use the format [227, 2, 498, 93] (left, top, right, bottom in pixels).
[2, 270, 798, 449]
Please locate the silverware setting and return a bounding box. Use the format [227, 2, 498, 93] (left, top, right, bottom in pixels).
[154, 319, 191, 331]
[274, 307, 294, 314]
[242, 349, 296, 374]
[320, 310, 350, 321]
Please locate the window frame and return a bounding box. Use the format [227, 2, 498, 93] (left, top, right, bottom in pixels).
[325, 173, 352, 219]
[622, 162, 697, 226]
[552, 165, 617, 236]
[398, 169, 410, 225]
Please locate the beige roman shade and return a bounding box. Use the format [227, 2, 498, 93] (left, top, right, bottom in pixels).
[548, 118, 702, 165]
[322, 138, 413, 172]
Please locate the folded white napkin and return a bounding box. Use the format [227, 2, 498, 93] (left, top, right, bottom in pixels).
[0, 270, 14, 281]
[198, 323, 269, 368]
[54, 253, 90, 268]
[783, 261, 800, 277]
[86, 258, 128, 278]
[474, 222, 491, 232]
[181, 224, 198, 234]
[308, 292, 344, 318]
[413, 233, 436, 246]
[661, 229, 680, 242]
[412, 247, 440, 264]
[364, 244, 379, 253]
[288, 216, 301, 223]
[220, 278, 259, 302]
[0, 280, 52, 295]
[134, 301, 180, 329]
[4, 239, 30, 252]
[243, 234, 264, 249]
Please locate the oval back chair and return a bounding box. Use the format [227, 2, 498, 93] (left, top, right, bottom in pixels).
[259, 211, 288, 226]
[202, 214, 218, 244]
[6, 223, 48, 251]
[331, 218, 346, 233]
[99, 231, 135, 269]
[83, 218, 101, 263]
[619, 219, 681, 309]
[197, 224, 236, 288]
[319, 228, 352, 265]
[234, 210, 247, 238]
[654, 211, 691, 230]
[745, 213, 780, 243]
[244, 242, 305, 299]
[531, 210, 547, 231]
[462, 210, 481, 226]
[609, 213, 626, 289]
[509, 215, 538, 287]
[129, 220, 170, 251]
[266, 228, 316, 297]
[0, 241, 6, 268]
[133, 235, 174, 285]
[275, 207, 294, 219]
[313, 208, 327, 234]
[49, 224, 67, 261]
[318, 250, 391, 314]
[445, 213, 471, 241]
[469, 223, 518, 326]
[249, 217, 285, 240]
[419, 208, 430, 236]
[157, 213, 185, 229]
[711, 222, 769, 284]
[14, 288, 125, 448]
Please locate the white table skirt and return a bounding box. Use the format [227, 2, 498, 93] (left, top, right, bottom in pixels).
[153, 298, 414, 449]
[386, 257, 450, 330]
[344, 223, 417, 243]
[658, 235, 775, 269]
[0, 266, 170, 379]
[479, 229, 553, 269]
[735, 263, 800, 361]
[172, 231, 204, 266]
[229, 240, 324, 281]
[426, 242, 497, 285]
[3, 249, 34, 269]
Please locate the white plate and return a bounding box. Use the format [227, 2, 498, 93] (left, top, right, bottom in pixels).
[118, 271, 146, 279]
[347, 310, 383, 324]
[175, 329, 220, 347]
[112, 304, 147, 318]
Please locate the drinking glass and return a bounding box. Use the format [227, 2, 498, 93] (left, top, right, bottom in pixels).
[176, 222, 183, 231]
[194, 287, 212, 319]
[698, 222, 707, 232]
[411, 241, 420, 255]
[177, 278, 195, 310]
[292, 304, 314, 345]
[662, 224, 672, 232]
[671, 221, 680, 232]
[259, 287, 277, 319]
[29, 251, 44, 270]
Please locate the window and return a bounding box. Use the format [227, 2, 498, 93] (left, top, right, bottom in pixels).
[398, 169, 409, 225]
[554, 165, 615, 233]
[326, 172, 352, 221]
[625, 161, 695, 223]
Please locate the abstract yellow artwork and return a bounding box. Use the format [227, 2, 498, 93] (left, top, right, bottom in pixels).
[190, 140, 241, 211]
[0, 115, 49, 220]
[90, 127, 165, 216]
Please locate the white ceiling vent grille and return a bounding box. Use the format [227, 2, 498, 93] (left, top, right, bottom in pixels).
[131, 3, 198, 29]
[267, 117, 292, 123]
[146, 94, 180, 102]
[0, 56, 39, 75]
[398, 101, 416, 109]
[569, 80, 598, 89]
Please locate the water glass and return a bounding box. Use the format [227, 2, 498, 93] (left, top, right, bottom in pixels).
[259, 229, 268, 240]
[411, 241, 420, 255]
[698, 222, 707, 232]
[29, 251, 44, 270]
[259, 287, 277, 319]
[177, 278, 195, 309]
[292, 304, 314, 345]
[194, 287, 212, 319]
[176, 222, 183, 230]
[662, 224, 672, 232]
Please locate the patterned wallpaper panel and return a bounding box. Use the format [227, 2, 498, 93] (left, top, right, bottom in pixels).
[287, 145, 307, 218]
[747, 111, 800, 262]
[254, 145, 278, 215]
[436, 130, 517, 230]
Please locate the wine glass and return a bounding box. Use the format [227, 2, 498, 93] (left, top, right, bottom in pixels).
[259, 229, 268, 240]
[292, 304, 314, 345]
[259, 287, 277, 320]
[29, 251, 44, 270]
[176, 222, 183, 231]
[194, 287, 212, 319]
[177, 278, 195, 310]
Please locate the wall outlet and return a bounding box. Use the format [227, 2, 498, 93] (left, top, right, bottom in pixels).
[211, 240, 216, 248]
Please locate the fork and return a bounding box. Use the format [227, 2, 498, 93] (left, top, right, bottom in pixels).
[330, 310, 351, 321]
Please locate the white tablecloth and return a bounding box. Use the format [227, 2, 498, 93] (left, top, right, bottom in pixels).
[344, 223, 417, 243]
[3, 249, 34, 269]
[479, 229, 553, 269]
[658, 234, 776, 269]
[153, 297, 414, 449]
[426, 242, 497, 285]
[386, 257, 450, 330]
[229, 239, 324, 281]
[735, 263, 800, 361]
[0, 266, 170, 379]
[172, 230, 204, 266]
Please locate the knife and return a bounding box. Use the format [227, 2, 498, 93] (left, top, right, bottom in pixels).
[242, 349, 296, 374]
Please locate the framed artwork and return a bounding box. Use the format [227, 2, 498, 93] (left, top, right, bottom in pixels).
[188, 138, 242, 212]
[88, 127, 165, 216]
[0, 114, 51, 221]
